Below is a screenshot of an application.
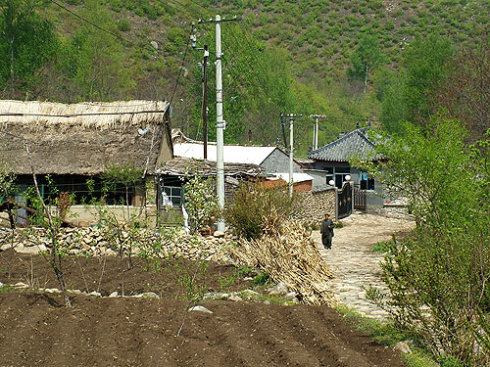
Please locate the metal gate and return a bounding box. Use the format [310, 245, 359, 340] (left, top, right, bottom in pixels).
[354, 185, 367, 210]
[337, 182, 353, 219]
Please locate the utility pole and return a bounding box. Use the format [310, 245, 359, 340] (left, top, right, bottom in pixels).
[190, 27, 209, 159]
[199, 15, 238, 232]
[202, 45, 209, 159]
[310, 114, 326, 151]
[289, 114, 294, 197]
[282, 113, 300, 197]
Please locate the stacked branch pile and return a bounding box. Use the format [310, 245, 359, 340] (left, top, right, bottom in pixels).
[230, 219, 334, 305]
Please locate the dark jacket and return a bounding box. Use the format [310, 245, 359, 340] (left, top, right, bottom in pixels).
[321, 219, 334, 237]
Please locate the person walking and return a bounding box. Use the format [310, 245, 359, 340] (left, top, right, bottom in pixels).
[321, 213, 334, 249]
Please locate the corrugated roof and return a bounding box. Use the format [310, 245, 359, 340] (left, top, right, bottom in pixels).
[156, 157, 263, 177]
[174, 143, 277, 165]
[308, 128, 375, 162]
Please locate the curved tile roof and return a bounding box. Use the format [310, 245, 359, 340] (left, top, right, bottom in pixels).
[308, 128, 376, 162]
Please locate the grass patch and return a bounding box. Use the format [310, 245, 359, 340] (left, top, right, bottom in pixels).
[0, 284, 14, 293]
[255, 293, 296, 305]
[218, 266, 271, 291]
[335, 305, 438, 367]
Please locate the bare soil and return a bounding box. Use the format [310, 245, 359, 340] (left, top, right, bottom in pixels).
[0, 249, 407, 367]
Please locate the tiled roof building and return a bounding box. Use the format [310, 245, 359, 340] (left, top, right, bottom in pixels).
[308, 128, 375, 162]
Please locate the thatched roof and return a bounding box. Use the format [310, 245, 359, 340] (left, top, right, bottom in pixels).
[0, 100, 172, 175]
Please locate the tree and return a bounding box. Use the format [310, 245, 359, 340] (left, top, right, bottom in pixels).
[379, 33, 455, 132]
[347, 34, 386, 91]
[0, 0, 58, 95]
[436, 35, 489, 142]
[182, 174, 217, 235]
[402, 34, 454, 124]
[68, 0, 129, 100]
[100, 163, 143, 221]
[355, 119, 489, 365]
[0, 154, 16, 228]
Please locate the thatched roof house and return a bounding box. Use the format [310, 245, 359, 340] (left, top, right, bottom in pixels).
[0, 100, 172, 175]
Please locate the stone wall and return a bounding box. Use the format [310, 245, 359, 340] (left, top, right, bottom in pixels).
[0, 226, 232, 263]
[299, 188, 336, 225]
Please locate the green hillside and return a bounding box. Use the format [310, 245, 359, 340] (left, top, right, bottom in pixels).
[0, 0, 487, 154]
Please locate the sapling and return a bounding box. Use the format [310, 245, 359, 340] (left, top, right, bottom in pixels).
[181, 167, 218, 235]
[24, 160, 71, 307]
[176, 236, 209, 337]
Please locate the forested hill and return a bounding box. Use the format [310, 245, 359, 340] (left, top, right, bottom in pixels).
[1, 0, 488, 155]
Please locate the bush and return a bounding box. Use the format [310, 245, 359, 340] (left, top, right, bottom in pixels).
[117, 19, 131, 32]
[224, 183, 303, 240]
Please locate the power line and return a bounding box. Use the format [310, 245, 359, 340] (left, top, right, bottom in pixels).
[48, 0, 133, 45]
[168, 24, 194, 106]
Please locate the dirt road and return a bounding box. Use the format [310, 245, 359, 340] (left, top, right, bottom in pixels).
[313, 212, 415, 319]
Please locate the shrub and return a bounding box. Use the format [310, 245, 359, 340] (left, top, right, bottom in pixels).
[117, 19, 131, 32]
[109, 0, 123, 12]
[224, 183, 303, 240]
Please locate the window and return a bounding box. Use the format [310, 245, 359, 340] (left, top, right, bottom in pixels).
[161, 186, 183, 207]
[360, 172, 375, 190]
[325, 167, 351, 188]
[335, 167, 350, 188]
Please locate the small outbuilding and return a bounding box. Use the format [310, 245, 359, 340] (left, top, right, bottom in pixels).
[0, 100, 172, 226]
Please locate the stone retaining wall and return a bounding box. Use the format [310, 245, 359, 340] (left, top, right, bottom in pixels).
[299, 189, 336, 225]
[0, 227, 233, 263]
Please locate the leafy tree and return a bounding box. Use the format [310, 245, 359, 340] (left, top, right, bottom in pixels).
[0, 154, 16, 228]
[379, 33, 455, 131]
[402, 34, 454, 123]
[0, 0, 58, 95]
[67, 0, 130, 100]
[100, 163, 143, 220]
[347, 34, 386, 91]
[355, 119, 489, 366]
[185, 25, 330, 155]
[182, 174, 217, 235]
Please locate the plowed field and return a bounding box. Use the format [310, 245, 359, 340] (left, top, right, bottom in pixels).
[0, 250, 406, 367]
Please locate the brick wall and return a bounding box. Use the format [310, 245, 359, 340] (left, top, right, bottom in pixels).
[258, 179, 312, 192]
[293, 180, 312, 193]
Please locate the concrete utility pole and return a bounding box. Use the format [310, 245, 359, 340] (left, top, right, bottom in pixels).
[202, 45, 209, 159]
[199, 15, 238, 232]
[289, 114, 294, 197]
[282, 113, 301, 197]
[215, 15, 225, 231]
[310, 114, 326, 151]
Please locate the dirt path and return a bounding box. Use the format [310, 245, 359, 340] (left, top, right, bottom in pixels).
[312, 212, 415, 319]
